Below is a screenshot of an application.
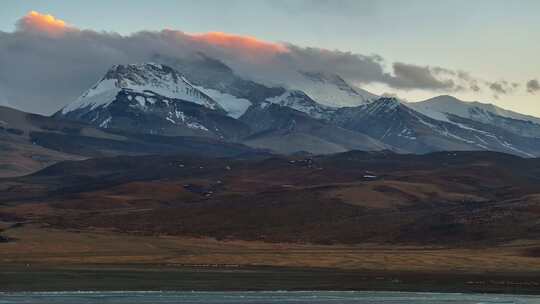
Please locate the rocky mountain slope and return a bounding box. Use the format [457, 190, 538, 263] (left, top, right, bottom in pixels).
[0, 105, 266, 177]
[241, 103, 387, 154]
[332, 98, 540, 157]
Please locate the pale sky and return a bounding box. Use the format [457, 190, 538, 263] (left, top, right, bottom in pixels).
[0, 0, 539, 116]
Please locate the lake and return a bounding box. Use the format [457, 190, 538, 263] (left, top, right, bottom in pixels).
[1, 291, 539, 303]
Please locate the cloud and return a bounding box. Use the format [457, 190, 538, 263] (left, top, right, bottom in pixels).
[189, 32, 289, 54]
[469, 81, 481, 92]
[386, 63, 456, 91]
[0, 11, 512, 114]
[15, 11, 72, 37]
[270, 44, 390, 86]
[487, 81, 517, 98]
[489, 82, 507, 95]
[527, 79, 540, 94]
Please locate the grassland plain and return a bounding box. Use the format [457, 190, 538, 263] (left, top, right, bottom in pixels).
[2, 225, 540, 293]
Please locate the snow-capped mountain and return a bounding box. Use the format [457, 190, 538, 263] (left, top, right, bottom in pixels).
[331, 97, 540, 157]
[153, 54, 373, 120]
[411, 95, 540, 124]
[409, 95, 540, 138]
[157, 53, 378, 110]
[62, 63, 223, 114]
[56, 63, 250, 139]
[290, 71, 378, 107]
[152, 53, 285, 113]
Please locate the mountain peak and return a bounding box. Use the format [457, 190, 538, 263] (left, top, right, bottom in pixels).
[60, 63, 223, 114]
[291, 71, 378, 107]
[104, 63, 169, 79]
[263, 89, 335, 120]
[102, 63, 187, 90]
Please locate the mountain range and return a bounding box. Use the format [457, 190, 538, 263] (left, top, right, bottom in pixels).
[55, 57, 540, 157]
[2, 54, 540, 176]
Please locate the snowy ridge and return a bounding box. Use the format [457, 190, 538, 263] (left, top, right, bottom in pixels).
[290, 71, 378, 107]
[264, 90, 336, 119]
[61, 63, 222, 114]
[410, 95, 540, 126]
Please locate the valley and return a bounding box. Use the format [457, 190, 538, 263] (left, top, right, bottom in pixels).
[1, 50, 540, 295]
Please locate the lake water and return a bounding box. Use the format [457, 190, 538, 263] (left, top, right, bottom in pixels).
[1, 291, 539, 304]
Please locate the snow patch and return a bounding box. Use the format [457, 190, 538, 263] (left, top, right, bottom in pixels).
[99, 117, 112, 128]
[135, 96, 146, 107]
[62, 79, 121, 113]
[186, 122, 208, 131]
[194, 86, 252, 118]
[288, 71, 378, 107]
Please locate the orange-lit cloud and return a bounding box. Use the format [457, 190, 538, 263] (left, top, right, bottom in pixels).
[17, 11, 287, 57]
[17, 11, 71, 37]
[187, 31, 289, 61]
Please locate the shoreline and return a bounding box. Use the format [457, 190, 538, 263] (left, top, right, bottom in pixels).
[3, 264, 540, 295]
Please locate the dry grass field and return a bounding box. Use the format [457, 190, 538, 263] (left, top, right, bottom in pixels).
[2, 224, 540, 274]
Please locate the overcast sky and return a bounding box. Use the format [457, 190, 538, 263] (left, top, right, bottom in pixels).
[0, 0, 538, 116]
